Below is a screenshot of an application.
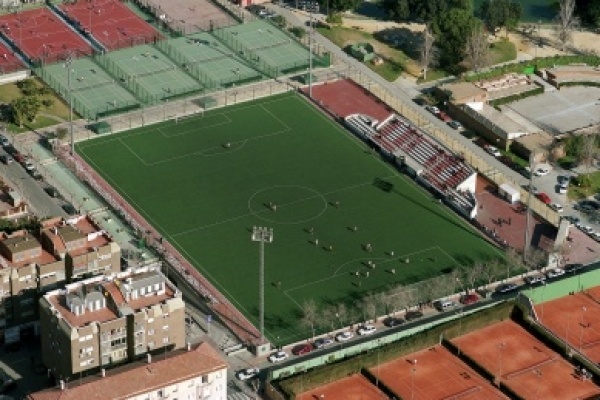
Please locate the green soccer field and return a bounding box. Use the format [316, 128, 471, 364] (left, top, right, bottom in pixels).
[77, 92, 502, 344]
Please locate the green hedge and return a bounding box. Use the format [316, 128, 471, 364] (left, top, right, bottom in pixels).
[276, 301, 515, 399]
[489, 84, 544, 107]
[558, 81, 600, 89]
[465, 55, 600, 82]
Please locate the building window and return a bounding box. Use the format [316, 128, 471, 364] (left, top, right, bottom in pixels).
[162, 337, 169, 344]
[148, 329, 154, 335]
[202, 375, 208, 384]
[163, 325, 169, 331]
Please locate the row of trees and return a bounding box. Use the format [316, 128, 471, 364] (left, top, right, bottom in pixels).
[299, 248, 548, 338]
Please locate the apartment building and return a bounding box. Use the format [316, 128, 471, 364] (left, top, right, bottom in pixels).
[40, 216, 121, 281]
[28, 341, 228, 400]
[0, 230, 64, 342]
[39, 267, 186, 379]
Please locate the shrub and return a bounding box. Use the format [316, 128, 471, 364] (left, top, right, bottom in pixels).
[288, 26, 306, 39]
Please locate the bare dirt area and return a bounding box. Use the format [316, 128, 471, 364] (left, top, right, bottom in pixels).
[507, 27, 600, 58]
[340, 17, 425, 35]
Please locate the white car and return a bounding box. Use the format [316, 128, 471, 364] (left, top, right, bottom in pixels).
[591, 232, 600, 242]
[23, 160, 35, 172]
[267, 351, 288, 363]
[357, 324, 377, 336]
[549, 203, 563, 212]
[534, 167, 550, 176]
[236, 368, 259, 381]
[484, 145, 501, 157]
[546, 268, 565, 279]
[524, 274, 546, 285]
[425, 105, 440, 115]
[558, 183, 568, 194]
[335, 331, 354, 342]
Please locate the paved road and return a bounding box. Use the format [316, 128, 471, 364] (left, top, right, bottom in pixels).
[0, 146, 65, 219]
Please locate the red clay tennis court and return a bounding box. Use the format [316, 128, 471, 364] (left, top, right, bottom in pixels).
[304, 79, 392, 121]
[453, 320, 600, 400]
[0, 41, 24, 73]
[0, 8, 92, 63]
[296, 373, 388, 400]
[60, 0, 162, 51]
[536, 290, 600, 363]
[370, 345, 508, 400]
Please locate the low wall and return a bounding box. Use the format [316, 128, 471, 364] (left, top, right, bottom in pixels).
[0, 69, 29, 85]
[523, 267, 600, 304]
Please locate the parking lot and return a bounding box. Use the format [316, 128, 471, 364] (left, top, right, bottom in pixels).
[507, 87, 600, 135]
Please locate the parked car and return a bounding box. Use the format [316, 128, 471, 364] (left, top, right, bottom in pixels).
[536, 193, 551, 204]
[236, 368, 259, 381]
[45, 186, 60, 198]
[557, 175, 571, 185]
[313, 337, 334, 349]
[434, 299, 456, 311]
[62, 203, 77, 215]
[357, 324, 377, 336]
[335, 331, 354, 342]
[0, 135, 9, 147]
[557, 183, 568, 194]
[524, 274, 546, 285]
[447, 120, 463, 130]
[268, 351, 288, 363]
[523, 184, 539, 195]
[549, 203, 564, 212]
[0, 154, 13, 164]
[591, 232, 600, 242]
[576, 200, 599, 213]
[404, 310, 423, 321]
[484, 144, 501, 157]
[13, 152, 25, 164]
[425, 105, 440, 115]
[565, 263, 585, 274]
[546, 268, 565, 279]
[28, 168, 42, 180]
[383, 317, 404, 327]
[437, 111, 451, 122]
[459, 294, 479, 305]
[496, 283, 518, 293]
[582, 226, 596, 235]
[534, 167, 550, 176]
[292, 343, 313, 356]
[23, 159, 34, 172]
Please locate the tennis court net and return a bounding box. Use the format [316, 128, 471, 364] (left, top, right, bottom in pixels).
[73, 79, 115, 92]
[135, 65, 176, 78]
[252, 39, 291, 52]
[503, 357, 556, 380]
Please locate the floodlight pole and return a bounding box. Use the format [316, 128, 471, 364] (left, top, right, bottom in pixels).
[308, 10, 313, 98]
[65, 53, 75, 154]
[252, 227, 273, 344]
[523, 152, 534, 264]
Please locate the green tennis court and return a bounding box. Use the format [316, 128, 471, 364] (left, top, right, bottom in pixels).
[157, 32, 262, 88]
[214, 20, 321, 75]
[98, 45, 202, 104]
[77, 92, 501, 344]
[38, 58, 140, 119]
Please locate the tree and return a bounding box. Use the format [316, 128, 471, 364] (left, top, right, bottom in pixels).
[462, 262, 484, 292]
[388, 285, 411, 313]
[11, 96, 42, 127]
[361, 294, 379, 323]
[555, 0, 579, 51]
[299, 299, 318, 340]
[464, 23, 490, 72]
[420, 25, 437, 80]
[479, 0, 522, 35]
[525, 248, 549, 271]
[382, 0, 410, 21]
[579, 133, 598, 175]
[374, 291, 395, 316]
[481, 259, 504, 285]
[433, 8, 480, 70]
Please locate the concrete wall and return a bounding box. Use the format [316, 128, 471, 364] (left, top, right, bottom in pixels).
[0, 70, 29, 85]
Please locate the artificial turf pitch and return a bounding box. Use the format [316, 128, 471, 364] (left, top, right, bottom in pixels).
[77, 92, 501, 344]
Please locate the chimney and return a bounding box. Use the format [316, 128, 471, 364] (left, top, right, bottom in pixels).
[147, 353, 152, 364]
[187, 342, 191, 351]
[60, 380, 65, 390]
[101, 368, 105, 378]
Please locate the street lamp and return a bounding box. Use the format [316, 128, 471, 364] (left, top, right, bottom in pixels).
[308, 9, 314, 98]
[411, 359, 418, 400]
[251, 226, 273, 344]
[580, 306, 587, 351]
[64, 53, 75, 154]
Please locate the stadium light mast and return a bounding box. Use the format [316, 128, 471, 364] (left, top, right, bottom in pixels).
[524, 152, 535, 264]
[64, 53, 75, 154]
[252, 226, 273, 344]
[308, 10, 313, 98]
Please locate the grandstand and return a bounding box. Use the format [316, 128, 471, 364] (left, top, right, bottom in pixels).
[345, 113, 478, 218]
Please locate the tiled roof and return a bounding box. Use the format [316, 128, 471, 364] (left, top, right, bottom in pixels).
[27, 342, 227, 400]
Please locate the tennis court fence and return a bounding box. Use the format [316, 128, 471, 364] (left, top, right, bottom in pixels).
[133, 65, 176, 79]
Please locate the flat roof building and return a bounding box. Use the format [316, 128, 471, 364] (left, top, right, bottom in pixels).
[39, 266, 185, 379]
